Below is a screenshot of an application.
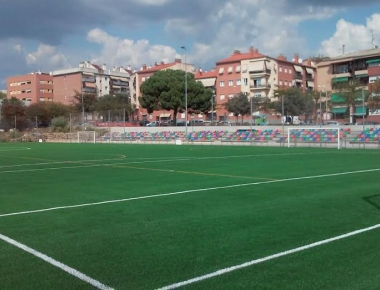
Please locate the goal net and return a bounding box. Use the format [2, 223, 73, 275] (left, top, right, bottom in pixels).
[77, 131, 96, 143]
[287, 127, 341, 149]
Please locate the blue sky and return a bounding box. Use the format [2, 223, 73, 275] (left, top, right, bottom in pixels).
[1, 0, 380, 88]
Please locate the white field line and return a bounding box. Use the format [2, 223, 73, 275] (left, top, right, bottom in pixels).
[0, 147, 31, 152]
[0, 152, 330, 173]
[0, 155, 126, 169]
[0, 167, 379, 218]
[0, 233, 113, 290]
[156, 224, 380, 290]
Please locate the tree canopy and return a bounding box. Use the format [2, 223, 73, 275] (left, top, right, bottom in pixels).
[139, 69, 211, 122]
[95, 94, 132, 121]
[225, 93, 250, 122]
[273, 88, 310, 117]
[368, 79, 380, 113]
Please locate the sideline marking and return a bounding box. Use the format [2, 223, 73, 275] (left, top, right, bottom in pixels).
[0, 233, 113, 290]
[156, 224, 380, 289]
[0, 147, 31, 152]
[0, 152, 329, 172]
[0, 167, 379, 218]
[112, 165, 277, 181]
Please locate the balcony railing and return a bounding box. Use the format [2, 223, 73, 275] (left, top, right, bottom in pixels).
[82, 87, 96, 93]
[112, 80, 129, 87]
[250, 84, 271, 90]
[249, 69, 271, 77]
[82, 77, 96, 83]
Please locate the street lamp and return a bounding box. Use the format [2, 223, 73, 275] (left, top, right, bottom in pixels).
[81, 92, 85, 131]
[318, 85, 325, 127]
[181, 46, 188, 139]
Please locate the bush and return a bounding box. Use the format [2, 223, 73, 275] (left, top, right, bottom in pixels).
[51, 117, 67, 131]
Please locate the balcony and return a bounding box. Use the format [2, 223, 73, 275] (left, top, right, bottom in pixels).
[82, 77, 96, 83]
[294, 72, 303, 80]
[250, 84, 271, 90]
[82, 87, 96, 93]
[112, 80, 129, 87]
[249, 69, 271, 77]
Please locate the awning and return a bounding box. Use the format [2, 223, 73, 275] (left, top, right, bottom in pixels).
[249, 61, 264, 72]
[293, 65, 302, 73]
[356, 74, 368, 78]
[242, 66, 248, 72]
[306, 68, 314, 74]
[295, 79, 302, 83]
[354, 106, 367, 116]
[112, 85, 121, 89]
[332, 77, 349, 83]
[366, 59, 380, 64]
[200, 78, 216, 87]
[119, 77, 129, 82]
[110, 76, 120, 80]
[331, 93, 345, 103]
[227, 67, 233, 73]
[218, 68, 224, 74]
[235, 66, 241, 72]
[265, 61, 271, 70]
[160, 113, 171, 118]
[331, 107, 348, 114]
[307, 81, 314, 87]
[82, 72, 94, 76]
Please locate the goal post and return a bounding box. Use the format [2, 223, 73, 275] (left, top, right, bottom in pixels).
[77, 131, 96, 143]
[287, 127, 341, 149]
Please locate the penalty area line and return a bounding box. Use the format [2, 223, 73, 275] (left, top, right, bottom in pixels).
[0, 167, 379, 218]
[156, 224, 380, 289]
[0, 233, 113, 290]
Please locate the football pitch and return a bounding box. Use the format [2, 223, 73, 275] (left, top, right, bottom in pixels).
[0, 143, 380, 289]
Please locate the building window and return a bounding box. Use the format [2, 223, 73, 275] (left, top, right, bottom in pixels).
[243, 78, 248, 86]
[228, 80, 233, 86]
[284, 68, 288, 73]
[285, 80, 288, 85]
[279, 80, 283, 86]
[220, 94, 225, 100]
[236, 79, 241, 85]
[229, 94, 234, 99]
[142, 77, 146, 82]
[220, 81, 225, 87]
[254, 93, 262, 98]
[279, 66, 283, 72]
[289, 69, 292, 74]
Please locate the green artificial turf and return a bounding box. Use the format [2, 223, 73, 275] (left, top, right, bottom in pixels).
[0, 143, 380, 289]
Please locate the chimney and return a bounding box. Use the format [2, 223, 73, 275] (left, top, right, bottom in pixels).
[127, 65, 131, 70]
[293, 54, 299, 63]
[155, 62, 158, 66]
[175, 58, 182, 63]
[161, 61, 164, 65]
[254, 48, 259, 54]
[102, 63, 107, 70]
[278, 54, 286, 61]
[249, 46, 254, 54]
[142, 64, 147, 70]
[233, 49, 241, 55]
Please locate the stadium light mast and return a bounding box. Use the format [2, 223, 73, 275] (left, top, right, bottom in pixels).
[181, 46, 188, 139]
[81, 92, 85, 131]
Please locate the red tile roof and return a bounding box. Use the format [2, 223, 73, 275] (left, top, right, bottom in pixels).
[216, 49, 265, 65]
[194, 70, 217, 79]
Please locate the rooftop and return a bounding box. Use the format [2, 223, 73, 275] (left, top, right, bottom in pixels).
[318, 47, 380, 66]
[194, 69, 217, 79]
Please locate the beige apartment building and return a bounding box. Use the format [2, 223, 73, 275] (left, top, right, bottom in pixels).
[317, 47, 380, 121]
[52, 62, 131, 105]
[7, 72, 53, 105]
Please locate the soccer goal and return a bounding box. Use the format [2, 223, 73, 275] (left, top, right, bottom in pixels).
[287, 127, 341, 149]
[77, 131, 96, 143]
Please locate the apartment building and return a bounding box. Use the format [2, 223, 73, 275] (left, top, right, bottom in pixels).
[135, 58, 194, 122]
[213, 47, 316, 121]
[7, 72, 53, 105]
[52, 62, 131, 105]
[317, 47, 380, 121]
[194, 69, 217, 120]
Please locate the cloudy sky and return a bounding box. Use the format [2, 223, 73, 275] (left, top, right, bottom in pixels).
[1, 0, 380, 87]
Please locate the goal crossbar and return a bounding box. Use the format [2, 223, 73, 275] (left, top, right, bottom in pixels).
[287, 127, 341, 149]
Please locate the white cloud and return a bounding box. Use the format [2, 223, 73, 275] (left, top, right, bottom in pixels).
[320, 13, 380, 56]
[87, 28, 179, 69]
[26, 44, 69, 68]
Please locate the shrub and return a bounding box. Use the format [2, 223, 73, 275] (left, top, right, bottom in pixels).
[51, 117, 68, 132]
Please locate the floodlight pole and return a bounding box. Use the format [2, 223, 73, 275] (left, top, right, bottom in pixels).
[362, 88, 365, 132]
[181, 46, 188, 140]
[250, 96, 253, 146]
[319, 91, 322, 128]
[211, 94, 214, 124]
